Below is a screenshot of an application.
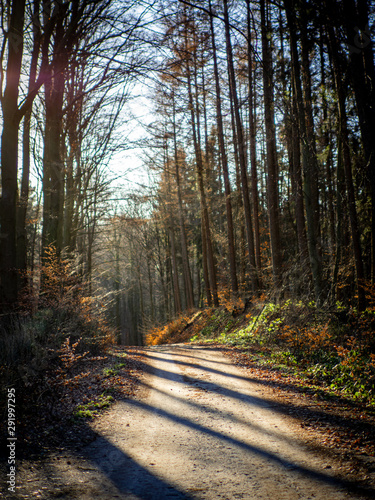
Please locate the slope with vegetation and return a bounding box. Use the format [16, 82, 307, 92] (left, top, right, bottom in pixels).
[147, 298, 375, 407]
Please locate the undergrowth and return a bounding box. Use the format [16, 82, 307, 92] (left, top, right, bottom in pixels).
[0, 246, 117, 452]
[145, 315, 190, 345]
[74, 394, 114, 419]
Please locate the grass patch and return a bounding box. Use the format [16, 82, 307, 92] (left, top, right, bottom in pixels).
[74, 394, 114, 419]
[103, 362, 126, 377]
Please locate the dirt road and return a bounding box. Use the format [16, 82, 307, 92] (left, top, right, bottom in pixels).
[11, 345, 374, 499]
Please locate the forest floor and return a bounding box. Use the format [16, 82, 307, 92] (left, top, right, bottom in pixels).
[2, 343, 375, 499]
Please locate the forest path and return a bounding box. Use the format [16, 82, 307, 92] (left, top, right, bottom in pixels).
[13, 344, 373, 499]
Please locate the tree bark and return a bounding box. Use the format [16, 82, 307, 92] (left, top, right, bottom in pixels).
[16, 0, 41, 294]
[342, 0, 375, 284]
[223, 0, 259, 294]
[172, 97, 195, 310]
[279, 9, 308, 264]
[0, 0, 26, 311]
[327, 18, 366, 309]
[209, 0, 238, 298]
[230, 86, 246, 290]
[260, 0, 283, 288]
[184, 16, 219, 307]
[165, 142, 182, 314]
[285, 0, 324, 304]
[42, 26, 66, 257]
[247, 0, 262, 274]
[332, 137, 345, 302]
[290, 94, 309, 262]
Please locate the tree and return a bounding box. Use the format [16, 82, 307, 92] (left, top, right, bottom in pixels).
[260, 0, 283, 289]
[0, 0, 27, 311]
[284, 0, 324, 304]
[209, 0, 238, 298]
[182, 7, 219, 306]
[223, 0, 259, 293]
[171, 98, 195, 310]
[325, 5, 366, 309]
[341, 0, 375, 284]
[246, 0, 262, 274]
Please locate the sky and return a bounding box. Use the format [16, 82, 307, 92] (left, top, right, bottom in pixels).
[107, 83, 155, 195]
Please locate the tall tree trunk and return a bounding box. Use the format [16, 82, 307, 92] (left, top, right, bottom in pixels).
[42, 14, 66, 259]
[230, 89, 246, 290]
[16, 0, 41, 294]
[172, 97, 195, 310]
[327, 19, 366, 309]
[342, 0, 375, 284]
[260, 0, 283, 288]
[0, 0, 26, 312]
[42, 78, 65, 257]
[285, 0, 324, 304]
[170, 229, 181, 314]
[114, 229, 121, 336]
[147, 255, 155, 323]
[247, 0, 262, 274]
[165, 143, 182, 314]
[279, 9, 308, 265]
[63, 60, 84, 255]
[332, 137, 345, 302]
[165, 231, 174, 318]
[209, 0, 238, 298]
[184, 21, 219, 307]
[223, 0, 259, 294]
[319, 30, 336, 260]
[290, 93, 309, 262]
[299, 8, 321, 251]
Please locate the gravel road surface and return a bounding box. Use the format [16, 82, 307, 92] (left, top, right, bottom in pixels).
[10, 344, 374, 499]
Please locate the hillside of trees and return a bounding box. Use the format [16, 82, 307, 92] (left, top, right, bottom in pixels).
[0, 0, 374, 344]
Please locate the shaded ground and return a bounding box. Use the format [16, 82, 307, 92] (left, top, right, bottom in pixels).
[2, 344, 375, 499]
[0, 346, 144, 460]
